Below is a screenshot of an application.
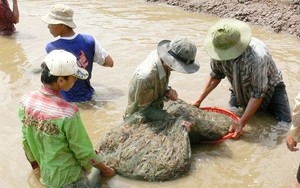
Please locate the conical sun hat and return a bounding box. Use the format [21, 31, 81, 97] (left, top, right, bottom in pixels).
[204, 18, 252, 61]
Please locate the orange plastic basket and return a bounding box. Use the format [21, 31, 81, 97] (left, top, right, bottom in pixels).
[198, 107, 240, 144]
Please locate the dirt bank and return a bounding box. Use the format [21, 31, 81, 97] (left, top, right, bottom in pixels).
[145, 0, 300, 39]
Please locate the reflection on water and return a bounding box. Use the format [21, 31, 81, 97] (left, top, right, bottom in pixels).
[1, 0, 300, 187]
[0, 37, 29, 109]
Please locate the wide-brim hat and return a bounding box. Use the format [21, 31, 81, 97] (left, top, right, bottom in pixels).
[44, 50, 88, 80]
[157, 37, 200, 74]
[41, 3, 77, 29]
[204, 18, 252, 61]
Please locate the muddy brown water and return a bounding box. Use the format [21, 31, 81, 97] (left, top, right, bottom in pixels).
[1, 0, 300, 187]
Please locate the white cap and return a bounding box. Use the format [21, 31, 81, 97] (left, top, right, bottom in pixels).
[44, 50, 89, 79]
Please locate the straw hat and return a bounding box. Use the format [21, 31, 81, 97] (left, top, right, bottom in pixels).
[204, 18, 252, 61]
[41, 4, 77, 29]
[157, 37, 200, 74]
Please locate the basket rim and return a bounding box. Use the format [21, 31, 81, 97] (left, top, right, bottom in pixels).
[198, 106, 240, 144]
[200, 107, 240, 123]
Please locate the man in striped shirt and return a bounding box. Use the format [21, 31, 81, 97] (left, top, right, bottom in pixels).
[193, 18, 291, 139]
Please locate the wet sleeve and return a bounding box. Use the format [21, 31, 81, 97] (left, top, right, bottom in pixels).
[290, 93, 300, 142]
[125, 74, 155, 117]
[63, 112, 102, 172]
[18, 105, 36, 162]
[210, 60, 226, 79]
[134, 74, 157, 109]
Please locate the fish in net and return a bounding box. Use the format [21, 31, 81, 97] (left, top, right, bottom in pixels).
[96, 99, 237, 181]
[165, 99, 236, 144]
[97, 116, 191, 181]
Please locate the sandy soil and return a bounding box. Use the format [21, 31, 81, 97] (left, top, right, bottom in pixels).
[145, 0, 300, 39]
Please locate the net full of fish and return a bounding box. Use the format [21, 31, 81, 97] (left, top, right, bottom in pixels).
[96, 100, 236, 181]
[166, 100, 235, 144]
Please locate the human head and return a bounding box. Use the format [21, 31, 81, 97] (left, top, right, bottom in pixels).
[203, 18, 252, 61]
[157, 37, 200, 74]
[41, 3, 77, 29]
[41, 50, 88, 90]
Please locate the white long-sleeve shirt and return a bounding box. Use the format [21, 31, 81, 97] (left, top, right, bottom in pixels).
[290, 93, 300, 142]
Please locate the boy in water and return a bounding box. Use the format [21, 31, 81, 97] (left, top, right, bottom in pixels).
[41, 3, 114, 102]
[19, 50, 115, 187]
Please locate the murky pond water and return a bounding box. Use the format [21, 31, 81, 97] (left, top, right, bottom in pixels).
[1, 0, 300, 187]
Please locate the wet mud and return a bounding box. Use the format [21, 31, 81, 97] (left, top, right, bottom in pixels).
[146, 0, 300, 39]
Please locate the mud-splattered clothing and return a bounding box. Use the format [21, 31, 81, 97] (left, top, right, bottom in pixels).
[19, 85, 102, 188]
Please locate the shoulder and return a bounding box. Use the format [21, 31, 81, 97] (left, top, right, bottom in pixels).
[20, 92, 79, 119]
[78, 34, 95, 43]
[20, 91, 38, 105]
[55, 99, 79, 118]
[0, 3, 15, 23]
[45, 39, 64, 52]
[210, 59, 225, 69]
[239, 37, 272, 65]
[249, 37, 270, 57]
[135, 51, 159, 79]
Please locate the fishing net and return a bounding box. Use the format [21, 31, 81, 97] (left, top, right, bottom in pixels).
[96, 99, 237, 181]
[165, 99, 236, 144]
[97, 116, 191, 181]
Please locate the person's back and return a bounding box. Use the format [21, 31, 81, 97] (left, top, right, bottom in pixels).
[45, 33, 97, 102]
[41, 3, 114, 102]
[125, 37, 200, 121]
[20, 86, 94, 186]
[193, 18, 291, 139]
[0, 0, 19, 35]
[125, 50, 168, 117]
[19, 50, 115, 187]
[210, 37, 283, 109]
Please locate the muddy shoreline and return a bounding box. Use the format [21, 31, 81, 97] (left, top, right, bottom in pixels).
[145, 0, 300, 39]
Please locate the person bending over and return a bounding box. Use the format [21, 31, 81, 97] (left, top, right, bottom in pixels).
[193, 18, 291, 139]
[19, 50, 115, 188]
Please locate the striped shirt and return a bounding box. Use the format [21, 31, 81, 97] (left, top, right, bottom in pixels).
[19, 85, 102, 187]
[210, 37, 283, 109]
